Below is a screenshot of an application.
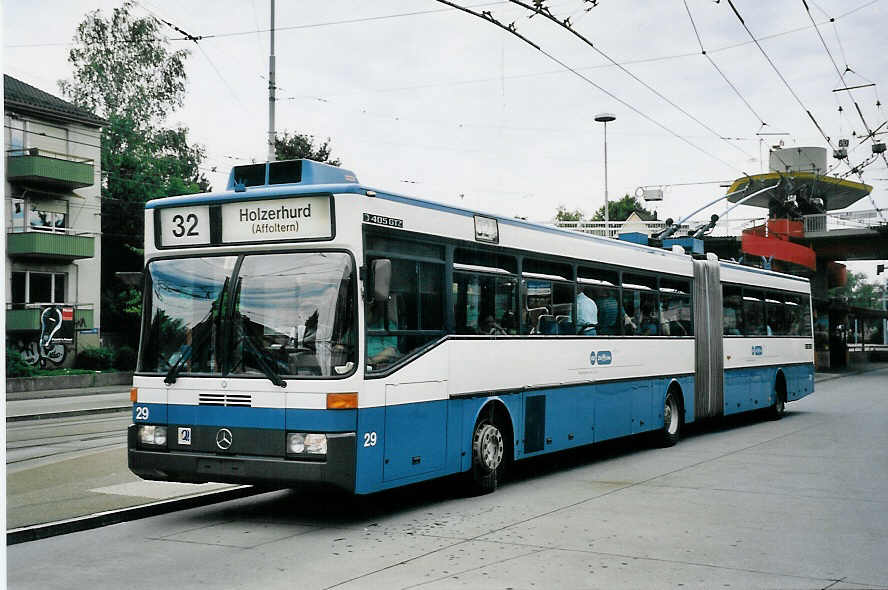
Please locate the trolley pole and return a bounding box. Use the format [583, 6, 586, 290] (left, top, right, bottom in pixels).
[267, 0, 276, 162]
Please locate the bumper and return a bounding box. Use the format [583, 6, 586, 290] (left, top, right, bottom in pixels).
[127, 425, 356, 492]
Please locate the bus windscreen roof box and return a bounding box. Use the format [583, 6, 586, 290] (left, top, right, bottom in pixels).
[227, 159, 359, 190]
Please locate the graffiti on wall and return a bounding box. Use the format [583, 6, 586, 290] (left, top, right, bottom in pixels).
[13, 306, 74, 367]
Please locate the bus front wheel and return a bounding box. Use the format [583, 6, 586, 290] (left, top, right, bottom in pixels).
[470, 421, 505, 494]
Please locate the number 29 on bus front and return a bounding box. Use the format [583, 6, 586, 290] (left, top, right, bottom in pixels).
[159, 206, 211, 246]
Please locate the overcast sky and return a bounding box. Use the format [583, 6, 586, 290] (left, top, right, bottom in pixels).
[4, 0, 887, 277]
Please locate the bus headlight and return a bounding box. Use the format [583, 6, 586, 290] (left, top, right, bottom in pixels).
[286, 432, 327, 457]
[287, 432, 305, 454]
[304, 433, 327, 455]
[138, 425, 168, 448]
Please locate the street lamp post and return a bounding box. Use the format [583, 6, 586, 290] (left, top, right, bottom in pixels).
[594, 113, 616, 237]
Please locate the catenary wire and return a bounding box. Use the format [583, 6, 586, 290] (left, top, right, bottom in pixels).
[434, 0, 745, 174]
[507, 0, 754, 160]
[682, 0, 768, 129]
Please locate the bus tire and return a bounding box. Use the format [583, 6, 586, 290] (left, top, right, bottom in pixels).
[659, 390, 682, 447]
[769, 375, 786, 420]
[470, 421, 505, 495]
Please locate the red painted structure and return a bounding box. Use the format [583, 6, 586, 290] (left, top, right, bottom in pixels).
[740, 219, 816, 270]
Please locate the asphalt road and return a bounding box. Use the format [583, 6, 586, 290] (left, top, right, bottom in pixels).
[8, 368, 888, 589]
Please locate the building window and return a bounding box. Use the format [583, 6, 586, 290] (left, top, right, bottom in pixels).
[11, 199, 25, 231]
[9, 271, 67, 304]
[28, 209, 68, 233]
[6, 116, 25, 154]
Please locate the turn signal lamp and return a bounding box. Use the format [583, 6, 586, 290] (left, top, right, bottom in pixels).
[130, 387, 138, 402]
[326, 392, 357, 409]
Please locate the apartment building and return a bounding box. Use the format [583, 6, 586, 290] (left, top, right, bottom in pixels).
[5, 74, 105, 367]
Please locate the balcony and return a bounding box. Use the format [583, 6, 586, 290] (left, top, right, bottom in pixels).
[6, 148, 95, 190]
[7, 229, 95, 261]
[6, 303, 94, 332]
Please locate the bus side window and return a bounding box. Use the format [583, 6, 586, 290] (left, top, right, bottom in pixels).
[366, 258, 444, 371]
[743, 289, 766, 336]
[523, 279, 552, 334]
[800, 295, 813, 337]
[452, 272, 518, 335]
[723, 284, 744, 335]
[660, 277, 692, 337]
[622, 273, 658, 336]
[766, 292, 790, 336]
[784, 294, 802, 336]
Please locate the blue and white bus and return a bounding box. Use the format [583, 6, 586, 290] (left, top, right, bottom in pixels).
[128, 159, 815, 494]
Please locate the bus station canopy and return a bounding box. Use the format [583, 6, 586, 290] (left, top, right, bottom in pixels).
[725, 172, 872, 211]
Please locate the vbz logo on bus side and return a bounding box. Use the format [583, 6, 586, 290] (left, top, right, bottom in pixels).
[589, 351, 613, 366]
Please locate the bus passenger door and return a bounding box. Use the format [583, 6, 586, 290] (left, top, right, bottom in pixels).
[382, 380, 448, 481]
[693, 257, 724, 419]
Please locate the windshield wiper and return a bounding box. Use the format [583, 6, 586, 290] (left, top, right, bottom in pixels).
[164, 323, 216, 384]
[237, 330, 287, 387]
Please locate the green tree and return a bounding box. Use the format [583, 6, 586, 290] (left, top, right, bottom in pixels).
[59, 1, 208, 346]
[590, 194, 656, 222]
[274, 131, 341, 165]
[554, 205, 584, 222]
[830, 271, 885, 309]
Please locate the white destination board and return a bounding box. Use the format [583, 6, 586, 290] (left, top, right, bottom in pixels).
[159, 206, 211, 247]
[221, 196, 332, 243]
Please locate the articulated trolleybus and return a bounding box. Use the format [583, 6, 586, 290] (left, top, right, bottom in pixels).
[129, 160, 815, 494]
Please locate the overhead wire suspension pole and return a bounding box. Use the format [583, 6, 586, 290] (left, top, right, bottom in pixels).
[267, 0, 276, 162]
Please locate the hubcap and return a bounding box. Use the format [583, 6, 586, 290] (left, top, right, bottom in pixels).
[665, 396, 679, 435]
[476, 424, 504, 471]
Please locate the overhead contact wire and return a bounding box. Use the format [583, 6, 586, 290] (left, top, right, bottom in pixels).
[434, 0, 743, 174]
[508, 0, 753, 160]
[683, 0, 767, 129]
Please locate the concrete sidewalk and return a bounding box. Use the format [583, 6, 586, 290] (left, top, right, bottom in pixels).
[6, 384, 131, 402]
[6, 390, 132, 421]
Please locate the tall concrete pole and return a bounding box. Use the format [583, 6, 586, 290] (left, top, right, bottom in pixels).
[267, 0, 276, 162]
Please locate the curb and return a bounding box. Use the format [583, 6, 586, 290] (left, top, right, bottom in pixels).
[7, 485, 262, 545]
[6, 372, 133, 394]
[7, 406, 131, 422]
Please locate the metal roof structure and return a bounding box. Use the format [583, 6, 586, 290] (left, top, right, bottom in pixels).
[725, 172, 872, 212]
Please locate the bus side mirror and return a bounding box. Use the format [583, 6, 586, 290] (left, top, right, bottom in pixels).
[371, 259, 391, 302]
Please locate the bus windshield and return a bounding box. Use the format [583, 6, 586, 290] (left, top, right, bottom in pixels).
[139, 252, 356, 379]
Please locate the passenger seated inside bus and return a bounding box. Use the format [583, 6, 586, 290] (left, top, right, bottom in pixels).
[366, 298, 400, 367]
[594, 287, 620, 335]
[639, 300, 659, 335]
[576, 286, 598, 335]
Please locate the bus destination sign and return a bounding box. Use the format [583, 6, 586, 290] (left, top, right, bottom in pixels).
[157, 196, 333, 247]
[222, 196, 332, 243]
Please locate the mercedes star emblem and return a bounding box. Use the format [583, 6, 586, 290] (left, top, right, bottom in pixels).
[215, 428, 233, 450]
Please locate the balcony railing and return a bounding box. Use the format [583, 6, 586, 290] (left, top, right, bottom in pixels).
[6, 148, 95, 190]
[6, 303, 94, 332]
[6, 227, 95, 260]
[803, 209, 888, 235]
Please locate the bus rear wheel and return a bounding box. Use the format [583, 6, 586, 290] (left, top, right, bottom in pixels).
[769, 374, 787, 420]
[470, 421, 505, 494]
[659, 391, 682, 447]
[769, 392, 786, 420]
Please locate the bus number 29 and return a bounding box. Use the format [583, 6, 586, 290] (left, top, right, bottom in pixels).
[363, 432, 377, 447]
[135, 406, 150, 421]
